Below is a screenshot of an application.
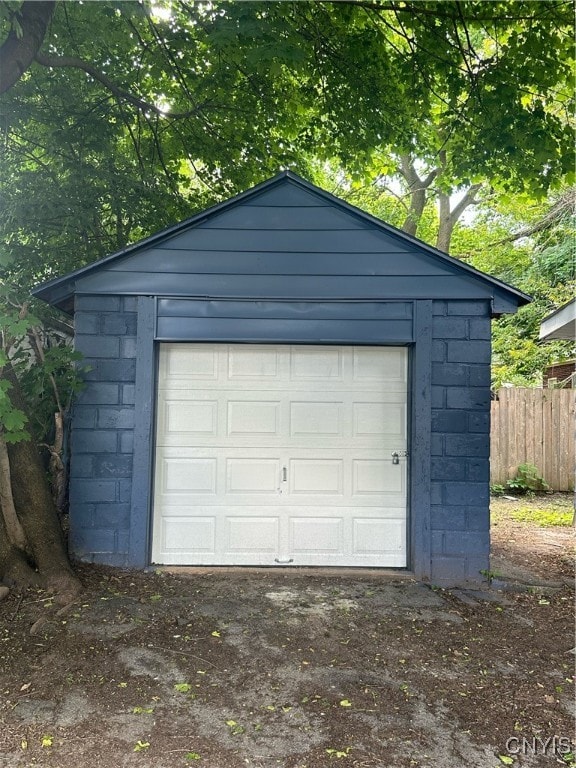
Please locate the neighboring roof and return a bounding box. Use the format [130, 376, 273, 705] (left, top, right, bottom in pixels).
[32, 170, 531, 315]
[539, 298, 576, 341]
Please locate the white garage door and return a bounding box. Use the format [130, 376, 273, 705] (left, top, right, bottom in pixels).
[152, 343, 408, 567]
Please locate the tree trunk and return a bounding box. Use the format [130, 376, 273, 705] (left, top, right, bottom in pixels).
[399, 154, 437, 237]
[0, 504, 40, 589]
[1, 364, 81, 600]
[0, 434, 28, 551]
[436, 183, 483, 253]
[0, 1, 56, 94]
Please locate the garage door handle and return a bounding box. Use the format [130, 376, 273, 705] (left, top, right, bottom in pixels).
[282, 466, 287, 482]
[274, 558, 294, 564]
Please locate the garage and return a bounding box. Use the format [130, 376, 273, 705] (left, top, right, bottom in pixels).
[33, 170, 529, 585]
[152, 343, 408, 567]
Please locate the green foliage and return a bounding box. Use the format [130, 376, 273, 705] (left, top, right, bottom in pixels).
[506, 463, 550, 494]
[508, 506, 572, 527]
[0, 0, 574, 402]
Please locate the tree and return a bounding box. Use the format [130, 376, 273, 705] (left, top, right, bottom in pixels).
[0, 1, 574, 591]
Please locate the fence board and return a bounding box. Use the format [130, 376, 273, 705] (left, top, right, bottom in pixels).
[490, 387, 575, 491]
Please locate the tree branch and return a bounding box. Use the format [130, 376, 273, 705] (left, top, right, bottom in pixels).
[0, 1, 56, 94]
[34, 51, 202, 119]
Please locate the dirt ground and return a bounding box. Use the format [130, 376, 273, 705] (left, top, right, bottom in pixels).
[0, 495, 574, 768]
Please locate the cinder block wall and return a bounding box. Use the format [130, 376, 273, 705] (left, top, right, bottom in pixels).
[429, 300, 492, 584]
[69, 295, 138, 565]
[66, 295, 493, 583]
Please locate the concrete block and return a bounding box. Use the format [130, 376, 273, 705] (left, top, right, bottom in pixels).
[102, 313, 138, 335]
[446, 301, 489, 317]
[431, 482, 443, 505]
[444, 482, 490, 506]
[465, 555, 490, 581]
[120, 337, 137, 359]
[467, 365, 491, 387]
[116, 530, 130, 553]
[431, 505, 467, 531]
[94, 455, 133, 478]
[69, 455, 94, 478]
[97, 407, 135, 429]
[94, 503, 131, 528]
[446, 387, 490, 410]
[432, 317, 468, 339]
[73, 430, 117, 454]
[83, 359, 136, 382]
[431, 458, 466, 481]
[432, 410, 467, 433]
[467, 459, 490, 483]
[432, 340, 446, 362]
[467, 506, 490, 531]
[74, 313, 100, 334]
[75, 528, 116, 554]
[431, 531, 445, 554]
[76, 296, 121, 312]
[119, 479, 132, 503]
[431, 556, 466, 585]
[431, 363, 467, 387]
[119, 431, 134, 453]
[122, 384, 135, 405]
[69, 503, 95, 528]
[431, 434, 444, 456]
[445, 434, 489, 457]
[76, 383, 120, 405]
[123, 297, 138, 312]
[447, 340, 491, 365]
[468, 318, 491, 339]
[73, 406, 96, 429]
[77, 335, 120, 359]
[443, 530, 490, 555]
[432, 301, 448, 316]
[71, 479, 117, 504]
[468, 412, 490, 433]
[431, 386, 445, 408]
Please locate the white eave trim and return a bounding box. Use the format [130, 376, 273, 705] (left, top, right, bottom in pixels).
[539, 299, 576, 341]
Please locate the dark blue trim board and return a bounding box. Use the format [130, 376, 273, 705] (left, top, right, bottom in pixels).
[129, 296, 156, 567]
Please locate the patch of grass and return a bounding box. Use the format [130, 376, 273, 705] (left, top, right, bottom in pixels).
[508, 506, 573, 527]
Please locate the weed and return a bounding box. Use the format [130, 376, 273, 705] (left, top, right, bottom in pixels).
[506, 463, 550, 494]
[509, 506, 572, 527]
[326, 746, 351, 759]
[225, 719, 245, 736]
[133, 741, 150, 752]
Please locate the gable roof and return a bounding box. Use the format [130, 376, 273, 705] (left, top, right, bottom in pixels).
[32, 170, 530, 315]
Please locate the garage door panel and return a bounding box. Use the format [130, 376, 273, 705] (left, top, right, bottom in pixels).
[353, 347, 407, 384]
[161, 516, 216, 553]
[226, 458, 280, 493]
[227, 346, 280, 379]
[289, 459, 344, 495]
[163, 344, 219, 380]
[353, 402, 405, 437]
[160, 456, 217, 495]
[353, 519, 406, 556]
[152, 343, 408, 566]
[352, 460, 406, 495]
[225, 516, 279, 552]
[162, 399, 219, 436]
[289, 401, 343, 436]
[227, 400, 280, 435]
[290, 517, 343, 553]
[290, 347, 343, 380]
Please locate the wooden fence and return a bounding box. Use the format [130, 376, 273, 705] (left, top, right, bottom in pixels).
[490, 387, 575, 491]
